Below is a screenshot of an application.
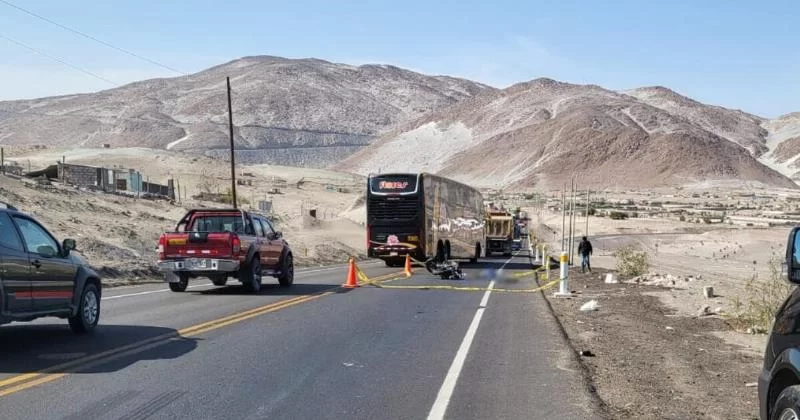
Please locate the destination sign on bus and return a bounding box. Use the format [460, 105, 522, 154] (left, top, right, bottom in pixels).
[370, 175, 417, 193]
[379, 181, 409, 190]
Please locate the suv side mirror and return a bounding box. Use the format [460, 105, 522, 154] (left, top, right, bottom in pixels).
[786, 227, 800, 284]
[62, 238, 76, 256]
[275, 231, 282, 239]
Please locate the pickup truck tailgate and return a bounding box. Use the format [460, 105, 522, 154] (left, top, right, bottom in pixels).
[163, 232, 235, 258]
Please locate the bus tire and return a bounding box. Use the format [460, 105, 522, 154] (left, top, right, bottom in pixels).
[470, 243, 480, 264]
[435, 241, 445, 263]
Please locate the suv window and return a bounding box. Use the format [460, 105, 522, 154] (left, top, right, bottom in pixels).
[13, 216, 59, 256]
[0, 212, 24, 251]
[261, 219, 275, 236]
[253, 217, 265, 237]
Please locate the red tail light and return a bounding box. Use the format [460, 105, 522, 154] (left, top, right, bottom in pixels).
[157, 234, 166, 260]
[231, 234, 241, 255]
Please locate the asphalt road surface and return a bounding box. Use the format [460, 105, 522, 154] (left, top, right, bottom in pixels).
[0, 253, 604, 420]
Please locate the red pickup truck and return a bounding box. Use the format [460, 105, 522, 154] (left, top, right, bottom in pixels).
[156, 208, 294, 293]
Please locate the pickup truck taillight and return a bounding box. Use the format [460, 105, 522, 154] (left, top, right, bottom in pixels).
[157, 234, 166, 260]
[231, 234, 241, 255]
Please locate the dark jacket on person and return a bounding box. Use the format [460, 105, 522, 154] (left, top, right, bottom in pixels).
[578, 239, 593, 256]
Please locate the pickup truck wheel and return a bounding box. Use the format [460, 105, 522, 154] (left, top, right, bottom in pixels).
[169, 274, 189, 292]
[278, 254, 294, 287]
[242, 259, 262, 293]
[68, 283, 100, 334]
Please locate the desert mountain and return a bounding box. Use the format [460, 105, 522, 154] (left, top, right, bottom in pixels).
[760, 112, 800, 179]
[0, 56, 492, 167]
[335, 78, 798, 190]
[622, 86, 768, 156]
[622, 87, 800, 183]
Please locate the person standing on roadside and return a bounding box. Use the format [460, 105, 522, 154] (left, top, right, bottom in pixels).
[578, 236, 593, 273]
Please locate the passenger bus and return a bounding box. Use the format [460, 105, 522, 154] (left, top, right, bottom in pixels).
[366, 172, 485, 267]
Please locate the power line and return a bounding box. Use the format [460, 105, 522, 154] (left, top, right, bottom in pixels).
[0, 33, 118, 86]
[0, 0, 185, 75]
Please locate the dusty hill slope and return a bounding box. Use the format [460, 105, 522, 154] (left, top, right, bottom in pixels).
[335, 78, 797, 190]
[622, 86, 768, 156]
[623, 87, 800, 182]
[0, 56, 492, 168]
[760, 112, 800, 180]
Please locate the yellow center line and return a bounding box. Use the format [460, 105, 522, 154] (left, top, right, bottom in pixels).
[0, 293, 312, 390]
[0, 286, 341, 397]
[0, 268, 415, 396]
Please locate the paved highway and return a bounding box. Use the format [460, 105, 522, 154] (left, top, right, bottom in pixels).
[0, 253, 603, 420]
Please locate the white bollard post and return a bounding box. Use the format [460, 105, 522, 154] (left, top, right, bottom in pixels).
[554, 251, 572, 297]
[543, 245, 550, 280]
[534, 244, 540, 264]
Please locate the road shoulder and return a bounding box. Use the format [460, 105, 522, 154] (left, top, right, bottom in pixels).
[540, 267, 763, 419]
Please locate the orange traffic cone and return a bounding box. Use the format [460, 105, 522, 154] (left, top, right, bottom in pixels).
[404, 254, 412, 277]
[343, 257, 359, 288]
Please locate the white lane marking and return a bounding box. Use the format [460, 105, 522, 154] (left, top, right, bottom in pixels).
[478, 280, 493, 308]
[102, 283, 210, 300]
[427, 253, 516, 420]
[102, 261, 382, 301]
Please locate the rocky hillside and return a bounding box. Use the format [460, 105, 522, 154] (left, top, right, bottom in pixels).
[760, 113, 800, 179]
[335, 79, 798, 190]
[622, 86, 768, 156]
[625, 88, 800, 182]
[0, 56, 492, 168]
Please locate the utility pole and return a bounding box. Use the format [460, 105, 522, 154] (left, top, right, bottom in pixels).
[585, 188, 590, 238]
[569, 177, 577, 265]
[227, 76, 238, 209]
[560, 186, 566, 252]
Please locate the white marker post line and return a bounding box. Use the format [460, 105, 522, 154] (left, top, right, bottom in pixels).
[102, 261, 384, 301]
[427, 253, 514, 420]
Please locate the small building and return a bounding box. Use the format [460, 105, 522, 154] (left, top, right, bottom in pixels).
[58, 162, 102, 188]
[53, 162, 173, 199]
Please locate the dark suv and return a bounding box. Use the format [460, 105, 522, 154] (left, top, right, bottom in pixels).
[0, 202, 101, 334]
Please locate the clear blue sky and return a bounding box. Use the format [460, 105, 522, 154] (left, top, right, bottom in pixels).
[0, 0, 797, 118]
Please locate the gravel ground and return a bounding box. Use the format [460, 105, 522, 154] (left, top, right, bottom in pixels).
[540, 266, 763, 420]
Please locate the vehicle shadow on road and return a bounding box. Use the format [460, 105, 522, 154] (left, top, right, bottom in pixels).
[195, 283, 350, 296]
[0, 324, 198, 374]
